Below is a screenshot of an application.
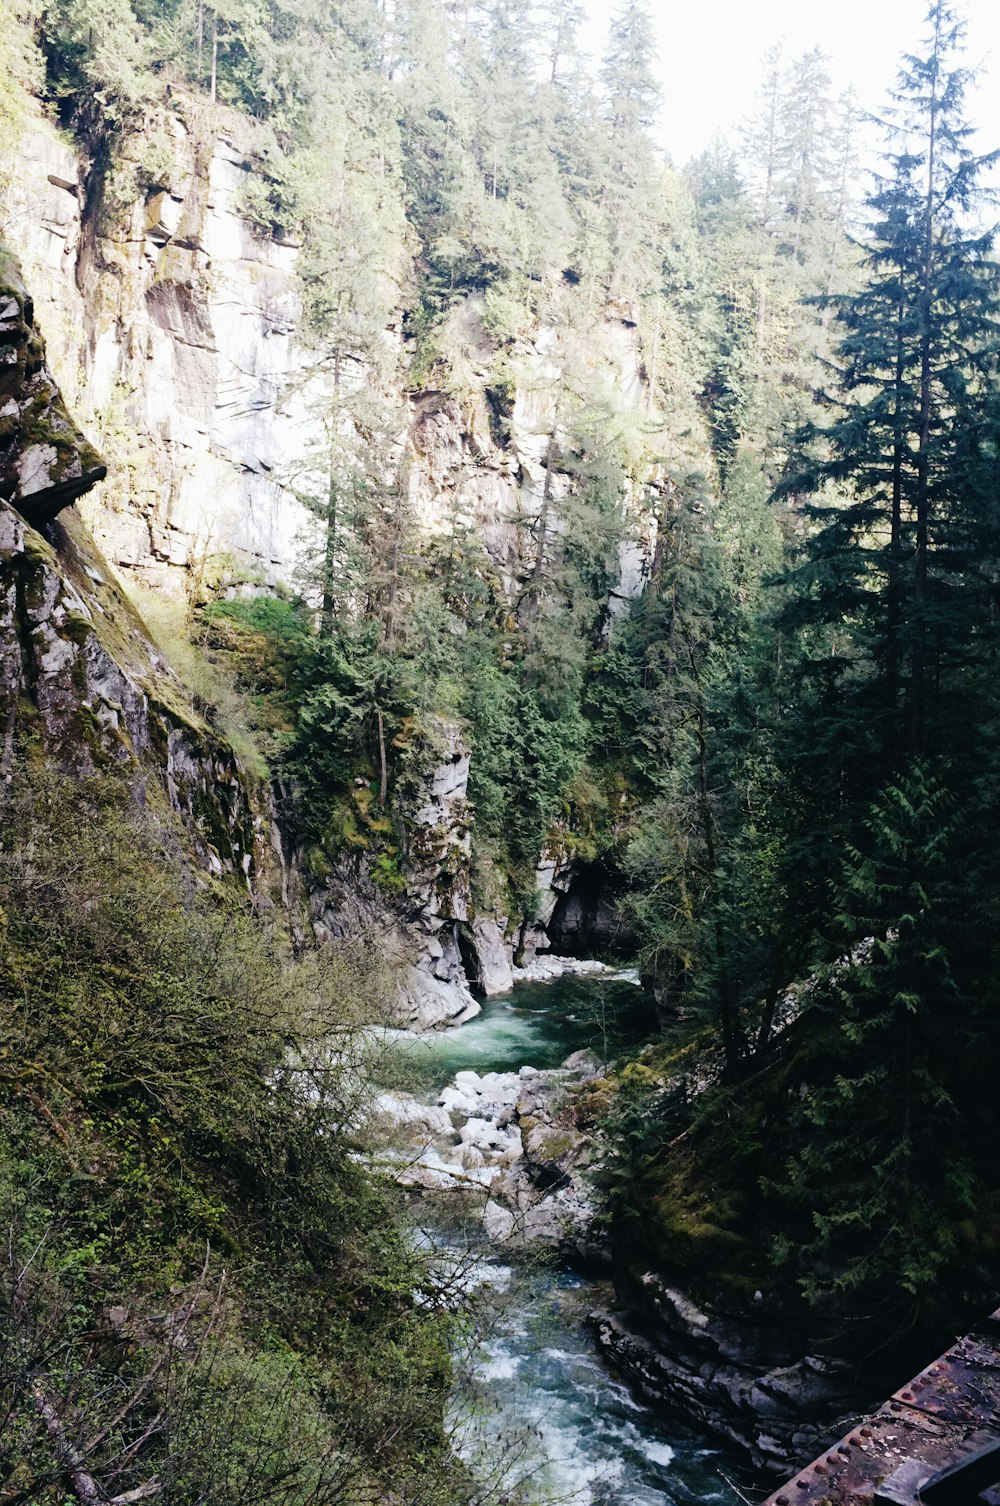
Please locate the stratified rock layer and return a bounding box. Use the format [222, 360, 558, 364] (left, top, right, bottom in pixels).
[592, 1287, 857, 1478]
[3, 111, 660, 608]
[4, 113, 313, 590]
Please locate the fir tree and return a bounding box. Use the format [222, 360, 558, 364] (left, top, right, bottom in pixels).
[775, 769, 984, 1318]
[782, 0, 1000, 815]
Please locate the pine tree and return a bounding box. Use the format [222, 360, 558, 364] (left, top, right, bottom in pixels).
[762, 3, 1000, 1320]
[740, 42, 787, 240]
[598, 0, 661, 301]
[539, 0, 583, 86]
[781, 47, 834, 265]
[775, 769, 984, 1318]
[782, 0, 1000, 801]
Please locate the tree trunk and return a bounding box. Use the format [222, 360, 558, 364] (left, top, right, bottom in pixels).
[883, 280, 907, 761]
[376, 708, 388, 808]
[912, 16, 940, 753]
[320, 357, 344, 637]
[321, 464, 338, 637]
[382, 458, 406, 652]
[755, 274, 768, 353]
[688, 643, 748, 1077]
[523, 385, 563, 635]
[31, 1384, 107, 1506]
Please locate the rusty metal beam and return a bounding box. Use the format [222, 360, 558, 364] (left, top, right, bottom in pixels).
[762, 1318, 1000, 1506]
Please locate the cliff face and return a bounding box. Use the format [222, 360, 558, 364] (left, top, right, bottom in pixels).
[4, 109, 313, 592]
[406, 297, 656, 612]
[0, 251, 105, 526]
[0, 247, 258, 880]
[1, 110, 654, 1022]
[2, 110, 657, 607]
[304, 714, 480, 1030]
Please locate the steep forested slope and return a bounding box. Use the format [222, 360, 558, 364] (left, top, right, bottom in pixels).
[3, 0, 1000, 1487]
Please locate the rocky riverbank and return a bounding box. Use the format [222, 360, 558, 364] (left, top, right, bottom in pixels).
[374, 1045, 608, 1261]
[591, 1293, 857, 1478]
[373, 972, 869, 1484]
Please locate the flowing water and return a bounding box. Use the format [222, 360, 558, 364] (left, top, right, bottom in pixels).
[408, 970, 745, 1506]
[395, 970, 655, 1091]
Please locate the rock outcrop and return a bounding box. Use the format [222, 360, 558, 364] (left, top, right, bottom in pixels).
[0, 251, 106, 527]
[0, 494, 258, 876]
[460, 916, 515, 996]
[308, 851, 479, 1030]
[3, 111, 314, 592]
[304, 714, 480, 1027]
[0, 255, 257, 876]
[2, 113, 647, 1016]
[2, 114, 659, 607]
[592, 1284, 857, 1478]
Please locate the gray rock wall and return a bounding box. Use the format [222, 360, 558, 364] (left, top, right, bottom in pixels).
[0, 247, 258, 875]
[0, 493, 258, 877]
[0, 250, 106, 527]
[593, 1281, 857, 1478]
[2, 110, 316, 593]
[1, 112, 662, 609]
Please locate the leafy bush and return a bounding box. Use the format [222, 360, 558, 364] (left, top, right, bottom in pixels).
[0, 767, 469, 1504]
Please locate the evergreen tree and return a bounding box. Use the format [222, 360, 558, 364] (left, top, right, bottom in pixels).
[741, 42, 788, 240]
[762, 0, 1000, 1319]
[539, 0, 584, 86]
[774, 769, 988, 1320]
[781, 46, 834, 265]
[598, 0, 661, 301]
[781, 0, 1000, 849]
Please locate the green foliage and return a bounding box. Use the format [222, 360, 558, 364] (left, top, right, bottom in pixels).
[205, 593, 307, 641]
[600, 2, 1000, 1348]
[25, 0, 1000, 1360]
[771, 768, 987, 1309]
[41, 0, 156, 128]
[0, 767, 468, 1504]
[286, 619, 409, 836]
[371, 849, 407, 893]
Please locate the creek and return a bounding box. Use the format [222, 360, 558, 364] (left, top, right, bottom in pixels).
[399, 971, 745, 1506]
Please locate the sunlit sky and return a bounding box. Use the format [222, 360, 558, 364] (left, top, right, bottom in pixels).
[582, 0, 1000, 169]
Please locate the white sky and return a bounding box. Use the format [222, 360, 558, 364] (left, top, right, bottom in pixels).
[582, 0, 1000, 168]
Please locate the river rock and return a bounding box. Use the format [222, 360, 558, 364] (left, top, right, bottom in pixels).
[561, 1049, 604, 1076]
[481, 1201, 516, 1243]
[371, 1093, 455, 1141]
[438, 1070, 521, 1121]
[511, 954, 616, 984]
[459, 1116, 522, 1162]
